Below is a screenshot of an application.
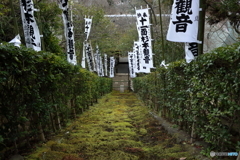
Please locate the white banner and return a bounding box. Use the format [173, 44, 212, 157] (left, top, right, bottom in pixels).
[109, 56, 115, 78]
[104, 54, 108, 76]
[20, 0, 41, 51]
[94, 53, 99, 75]
[136, 7, 154, 73]
[59, 0, 77, 65]
[133, 41, 141, 73]
[66, 21, 77, 65]
[94, 46, 101, 76]
[138, 25, 153, 71]
[81, 43, 86, 68]
[167, 0, 200, 42]
[85, 43, 93, 72]
[136, 23, 141, 38]
[90, 43, 96, 72]
[99, 55, 104, 77]
[128, 52, 136, 78]
[136, 8, 150, 26]
[84, 16, 92, 40]
[185, 42, 198, 63]
[9, 35, 21, 47]
[59, 0, 68, 10]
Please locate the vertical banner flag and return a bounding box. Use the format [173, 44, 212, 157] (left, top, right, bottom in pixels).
[128, 52, 136, 78]
[81, 42, 86, 68]
[136, 7, 153, 73]
[99, 55, 104, 77]
[97, 54, 101, 76]
[85, 43, 93, 72]
[90, 42, 96, 72]
[83, 16, 92, 70]
[59, 0, 77, 65]
[104, 54, 108, 76]
[185, 42, 198, 63]
[59, 0, 68, 38]
[94, 53, 98, 74]
[20, 0, 42, 51]
[85, 43, 90, 70]
[136, 8, 150, 26]
[167, 0, 200, 42]
[67, 11, 77, 65]
[136, 25, 151, 73]
[94, 45, 100, 76]
[84, 16, 92, 41]
[133, 41, 142, 73]
[109, 56, 115, 78]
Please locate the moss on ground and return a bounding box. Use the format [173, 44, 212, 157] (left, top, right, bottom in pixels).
[26, 91, 199, 160]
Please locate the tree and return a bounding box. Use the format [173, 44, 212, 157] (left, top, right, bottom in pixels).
[206, 0, 240, 34]
[106, 0, 114, 6]
[72, 3, 140, 57]
[35, 0, 63, 54]
[0, 0, 20, 42]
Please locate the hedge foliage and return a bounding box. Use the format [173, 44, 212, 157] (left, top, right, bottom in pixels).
[0, 43, 112, 157]
[133, 42, 240, 152]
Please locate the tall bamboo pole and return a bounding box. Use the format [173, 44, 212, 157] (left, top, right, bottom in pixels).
[149, 6, 156, 68]
[148, 3, 158, 111]
[37, 10, 45, 51]
[198, 0, 206, 55]
[158, 0, 165, 61]
[158, 0, 166, 117]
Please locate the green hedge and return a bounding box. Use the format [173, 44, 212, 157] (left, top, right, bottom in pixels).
[133, 43, 240, 153]
[0, 43, 112, 158]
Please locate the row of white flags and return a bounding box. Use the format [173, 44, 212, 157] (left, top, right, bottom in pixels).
[81, 16, 93, 69]
[17, 0, 116, 77]
[167, 0, 200, 63]
[81, 15, 115, 78]
[83, 42, 115, 78]
[19, 0, 77, 65]
[128, 6, 155, 78]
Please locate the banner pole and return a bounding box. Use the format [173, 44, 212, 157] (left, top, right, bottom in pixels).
[158, 0, 165, 61]
[198, 0, 206, 55]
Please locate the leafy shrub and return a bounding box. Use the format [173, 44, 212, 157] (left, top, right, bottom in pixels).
[0, 43, 112, 158]
[133, 42, 240, 152]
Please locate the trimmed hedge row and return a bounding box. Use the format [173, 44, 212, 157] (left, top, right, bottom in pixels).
[0, 44, 112, 158]
[133, 43, 240, 153]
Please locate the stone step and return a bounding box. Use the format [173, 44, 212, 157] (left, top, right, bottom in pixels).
[112, 73, 129, 91]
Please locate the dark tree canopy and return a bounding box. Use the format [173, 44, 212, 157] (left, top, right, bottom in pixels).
[206, 0, 240, 34]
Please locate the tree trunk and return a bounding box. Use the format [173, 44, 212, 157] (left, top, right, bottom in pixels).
[54, 105, 62, 131]
[190, 121, 195, 143]
[71, 98, 77, 119]
[23, 122, 31, 148]
[49, 111, 56, 133]
[13, 139, 18, 154]
[38, 122, 45, 142]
